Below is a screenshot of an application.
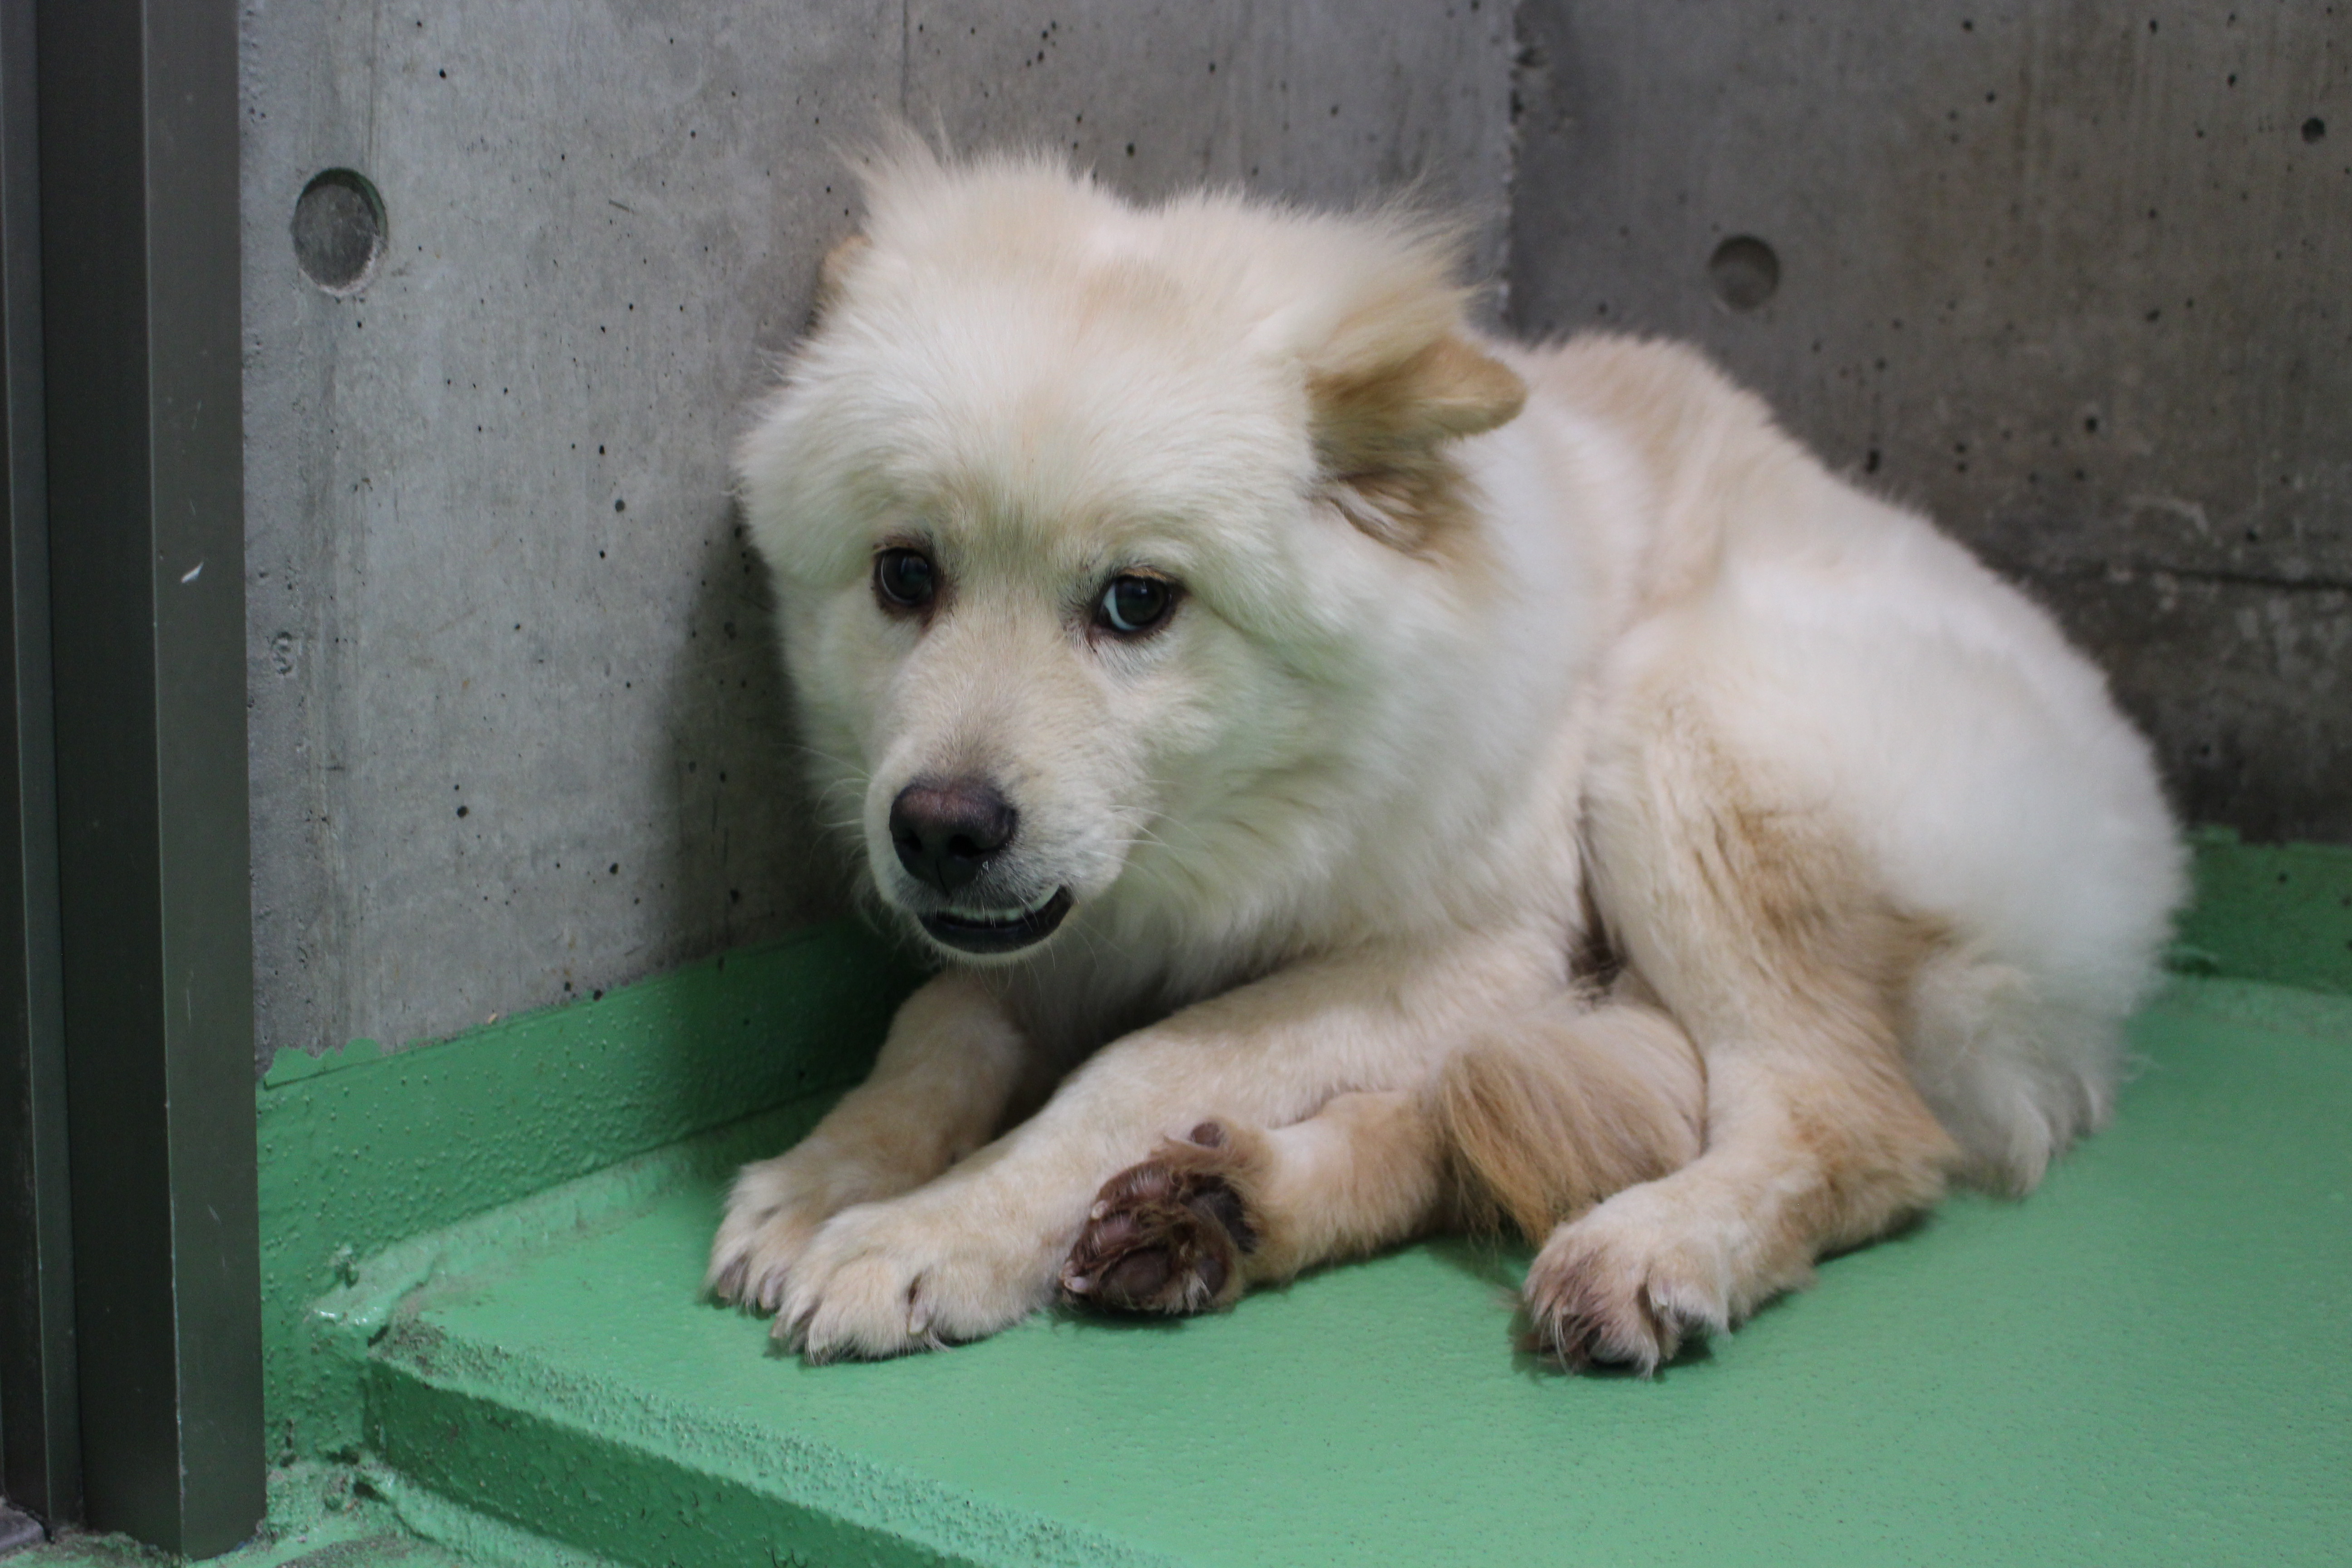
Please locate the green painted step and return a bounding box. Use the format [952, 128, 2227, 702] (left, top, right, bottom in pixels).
[235, 836, 2351, 1568]
[339, 978, 2347, 1568]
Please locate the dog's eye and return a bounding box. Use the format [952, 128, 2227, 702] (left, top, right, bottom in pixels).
[873, 548, 937, 611]
[1096, 574, 1176, 637]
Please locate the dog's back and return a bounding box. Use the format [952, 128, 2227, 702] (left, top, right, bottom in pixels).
[1450, 331, 2182, 1210]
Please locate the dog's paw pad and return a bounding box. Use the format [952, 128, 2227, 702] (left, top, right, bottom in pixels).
[1061, 1139, 1258, 1315]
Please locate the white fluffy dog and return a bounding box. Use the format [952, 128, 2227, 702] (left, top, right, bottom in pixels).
[712, 147, 2184, 1370]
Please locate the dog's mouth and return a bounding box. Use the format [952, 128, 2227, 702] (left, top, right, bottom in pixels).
[917, 887, 1073, 956]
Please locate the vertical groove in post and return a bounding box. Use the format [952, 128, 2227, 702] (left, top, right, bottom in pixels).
[0, 0, 78, 1529]
[38, 0, 259, 1551]
[38, 0, 171, 1529]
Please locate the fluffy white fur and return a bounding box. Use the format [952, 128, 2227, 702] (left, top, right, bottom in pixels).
[713, 147, 2185, 1369]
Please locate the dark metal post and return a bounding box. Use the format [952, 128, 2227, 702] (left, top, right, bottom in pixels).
[38, 0, 260, 1552]
[0, 0, 75, 1533]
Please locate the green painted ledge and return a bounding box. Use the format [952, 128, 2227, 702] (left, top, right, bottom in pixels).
[258, 920, 926, 1460]
[230, 835, 2352, 1567]
[2174, 826, 2352, 995]
[24, 1463, 632, 1568]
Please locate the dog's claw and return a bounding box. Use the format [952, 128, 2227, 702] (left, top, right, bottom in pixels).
[706, 1256, 750, 1305]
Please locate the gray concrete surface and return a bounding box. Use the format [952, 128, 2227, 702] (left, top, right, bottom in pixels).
[245, 0, 2348, 1068]
[240, 1, 1516, 1067]
[1509, 0, 2351, 843]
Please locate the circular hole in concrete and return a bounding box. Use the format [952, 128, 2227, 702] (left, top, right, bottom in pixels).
[1707, 235, 1779, 313]
[292, 168, 387, 295]
[2303, 116, 2327, 144]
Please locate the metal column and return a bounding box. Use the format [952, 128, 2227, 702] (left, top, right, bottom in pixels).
[37, 0, 260, 1551]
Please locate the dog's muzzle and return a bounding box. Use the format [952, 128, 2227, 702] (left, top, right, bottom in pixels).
[888, 777, 1072, 955]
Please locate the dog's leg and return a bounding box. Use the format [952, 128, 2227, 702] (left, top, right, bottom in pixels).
[1064, 995, 1705, 1314]
[707, 969, 1032, 1312]
[1527, 701, 1961, 1372]
[773, 931, 1566, 1359]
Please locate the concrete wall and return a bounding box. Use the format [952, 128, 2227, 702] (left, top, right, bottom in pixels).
[1509, 0, 2351, 843]
[245, 0, 2347, 1068]
[240, 1, 1516, 1068]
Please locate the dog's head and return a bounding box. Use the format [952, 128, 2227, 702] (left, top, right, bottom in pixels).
[736, 147, 1524, 962]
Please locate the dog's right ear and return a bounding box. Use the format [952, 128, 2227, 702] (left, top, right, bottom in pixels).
[1307, 333, 1527, 470]
[812, 232, 871, 320]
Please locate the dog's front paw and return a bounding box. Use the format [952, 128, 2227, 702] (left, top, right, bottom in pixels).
[1062, 1122, 1261, 1314]
[1522, 1186, 1741, 1374]
[776, 1189, 1061, 1361]
[707, 1146, 876, 1313]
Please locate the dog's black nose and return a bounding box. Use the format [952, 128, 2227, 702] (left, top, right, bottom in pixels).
[889, 779, 1017, 895]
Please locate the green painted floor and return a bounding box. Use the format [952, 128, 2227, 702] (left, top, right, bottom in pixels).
[354, 976, 2350, 1568]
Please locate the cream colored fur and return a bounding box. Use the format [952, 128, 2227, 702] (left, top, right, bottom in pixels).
[713, 147, 2185, 1369]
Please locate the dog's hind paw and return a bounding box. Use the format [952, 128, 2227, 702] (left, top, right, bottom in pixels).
[1061, 1124, 1261, 1315]
[1521, 1187, 1739, 1375]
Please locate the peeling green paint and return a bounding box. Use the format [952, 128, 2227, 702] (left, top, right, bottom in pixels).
[258, 921, 924, 1460]
[14, 1464, 623, 1568]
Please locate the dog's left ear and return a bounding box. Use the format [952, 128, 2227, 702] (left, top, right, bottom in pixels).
[1305, 334, 1526, 554]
